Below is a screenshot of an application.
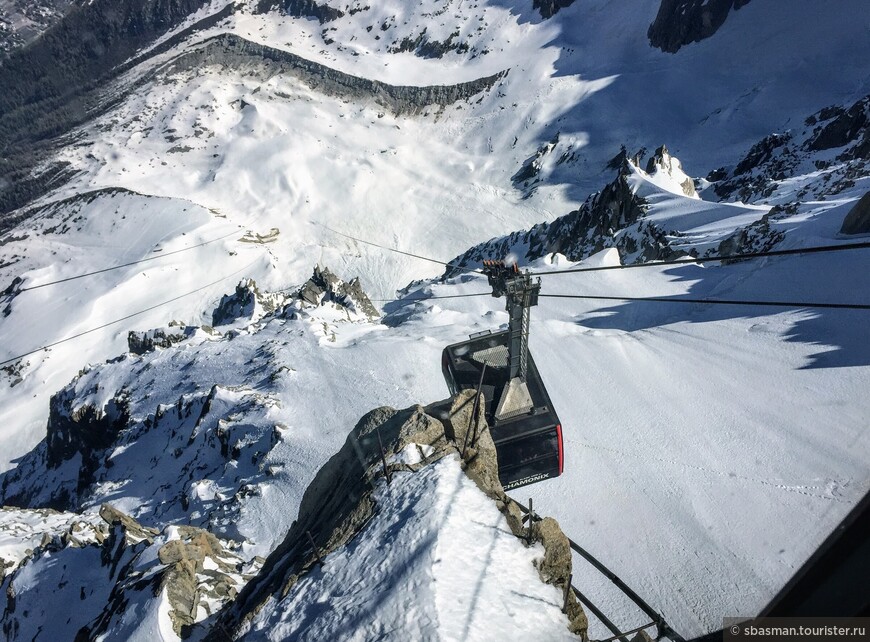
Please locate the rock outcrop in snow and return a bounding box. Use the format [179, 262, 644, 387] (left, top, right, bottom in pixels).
[710, 94, 870, 204]
[209, 389, 587, 640]
[840, 191, 870, 235]
[648, 0, 753, 53]
[446, 156, 689, 274]
[212, 279, 286, 328]
[1, 503, 254, 641]
[293, 264, 379, 320]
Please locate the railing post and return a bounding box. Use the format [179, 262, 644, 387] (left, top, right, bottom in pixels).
[526, 497, 534, 543]
[461, 363, 487, 460]
[376, 426, 392, 485]
[562, 572, 572, 613]
[306, 530, 324, 567]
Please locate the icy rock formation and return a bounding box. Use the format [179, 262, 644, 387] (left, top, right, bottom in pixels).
[212, 278, 285, 327]
[1, 503, 252, 641]
[648, 0, 753, 53]
[127, 321, 203, 354]
[447, 159, 685, 273]
[840, 191, 870, 235]
[209, 390, 588, 640]
[711, 95, 870, 203]
[293, 265, 378, 319]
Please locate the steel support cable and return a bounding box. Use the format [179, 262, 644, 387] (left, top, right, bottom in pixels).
[370, 292, 491, 304]
[538, 293, 870, 311]
[314, 222, 482, 273]
[507, 496, 685, 642]
[0, 256, 263, 368]
[12, 228, 242, 293]
[528, 241, 870, 277]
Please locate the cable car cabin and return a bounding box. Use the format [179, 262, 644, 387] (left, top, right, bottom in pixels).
[442, 329, 563, 490]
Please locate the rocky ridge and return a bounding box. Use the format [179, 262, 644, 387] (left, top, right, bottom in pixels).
[209, 389, 588, 640]
[708, 94, 870, 204]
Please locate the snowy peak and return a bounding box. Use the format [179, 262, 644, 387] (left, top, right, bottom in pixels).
[643, 144, 699, 198]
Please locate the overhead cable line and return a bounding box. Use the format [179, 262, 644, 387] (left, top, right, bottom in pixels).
[539, 293, 870, 311]
[15, 228, 242, 293]
[370, 292, 490, 304]
[529, 241, 870, 277]
[315, 222, 480, 272]
[0, 257, 261, 368]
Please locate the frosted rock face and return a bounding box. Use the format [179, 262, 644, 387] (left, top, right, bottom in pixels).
[212, 278, 284, 327]
[295, 265, 379, 320]
[648, 0, 753, 53]
[0, 504, 252, 641]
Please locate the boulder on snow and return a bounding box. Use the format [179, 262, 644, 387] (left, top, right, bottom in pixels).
[840, 191, 870, 235]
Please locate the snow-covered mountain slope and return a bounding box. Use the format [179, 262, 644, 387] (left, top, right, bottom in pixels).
[2, 0, 868, 469]
[0, 0, 869, 639]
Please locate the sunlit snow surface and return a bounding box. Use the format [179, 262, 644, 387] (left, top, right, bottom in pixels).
[0, 0, 869, 638]
[242, 456, 575, 642]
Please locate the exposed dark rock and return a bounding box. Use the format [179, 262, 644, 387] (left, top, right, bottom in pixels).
[715, 95, 870, 203]
[807, 95, 870, 157]
[212, 278, 283, 327]
[448, 160, 689, 275]
[648, 0, 752, 53]
[513, 133, 560, 193]
[255, 0, 344, 23]
[295, 265, 378, 319]
[389, 28, 470, 58]
[840, 191, 870, 235]
[711, 205, 784, 262]
[127, 322, 198, 354]
[165, 34, 506, 117]
[733, 133, 789, 176]
[533, 0, 577, 19]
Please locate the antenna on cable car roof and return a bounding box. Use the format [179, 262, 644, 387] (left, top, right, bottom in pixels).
[481, 259, 542, 420]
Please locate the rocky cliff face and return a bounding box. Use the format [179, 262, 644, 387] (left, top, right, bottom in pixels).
[648, 0, 752, 53]
[165, 33, 505, 117]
